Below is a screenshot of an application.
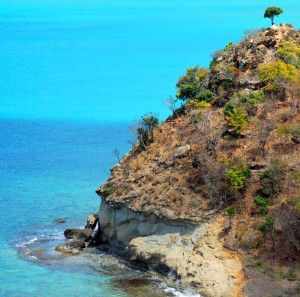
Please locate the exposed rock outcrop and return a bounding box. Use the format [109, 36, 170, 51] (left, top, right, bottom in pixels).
[55, 240, 86, 255]
[85, 214, 99, 229]
[56, 213, 100, 254]
[64, 228, 93, 241]
[174, 144, 191, 158]
[98, 202, 198, 253]
[125, 216, 245, 297]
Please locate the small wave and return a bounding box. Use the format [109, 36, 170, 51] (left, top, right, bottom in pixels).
[14, 235, 39, 248]
[163, 285, 202, 297]
[14, 229, 64, 248]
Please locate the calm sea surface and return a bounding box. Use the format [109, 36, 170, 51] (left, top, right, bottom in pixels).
[0, 1, 299, 296]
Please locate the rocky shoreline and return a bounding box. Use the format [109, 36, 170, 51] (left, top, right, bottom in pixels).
[55, 214, 101, 255]
[56, 25, 300, 297]
[56, 206, 245, 297]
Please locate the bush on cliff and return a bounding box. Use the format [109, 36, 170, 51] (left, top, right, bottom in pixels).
[137, 113, 159, 148]
[226, 164, 251, 192]
[277, 40, 300, 67]
[259, 158, 286, 197]
[258, 61, 298, 93]
[227, 108, 248, 134]
[176, 66, 208, 102]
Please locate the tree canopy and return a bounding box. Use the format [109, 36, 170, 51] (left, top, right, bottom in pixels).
[264, 7, 283, 25]
[136, 112, 159, 148]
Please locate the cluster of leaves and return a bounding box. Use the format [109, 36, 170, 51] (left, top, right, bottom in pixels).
[186, 100, 211, 111]
[104, 186, 115, 196]
[225, 91, 264, 115]
[226, 206, 236, 216]
[259, 158, 286, 197]
[258, 61, 298, 92]
[224, 90, 264, 134]
[254, 195, 269, 214]
[225, 42, 234, 51]
[176, 66, 208, 102]
[264, 6, 283, 25]
[277, 40, 300, 67]
[137, 113, 159, 148]
[197, 90, 214, 102]
[227, 109, 248, 134]
[259, 215, 275, 234]
[226, 164, 251, 192]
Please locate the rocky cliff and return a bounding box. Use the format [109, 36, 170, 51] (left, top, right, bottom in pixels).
[96, 25, 300, 297]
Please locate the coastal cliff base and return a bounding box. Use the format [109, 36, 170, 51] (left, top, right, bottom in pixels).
[125, 215, 245, 297]
[99, 201, 245, 297]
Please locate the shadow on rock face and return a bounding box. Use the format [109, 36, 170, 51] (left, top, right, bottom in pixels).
[111, 277, 174, 297]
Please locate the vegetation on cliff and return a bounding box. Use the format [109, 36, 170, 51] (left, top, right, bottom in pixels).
[98, 24, 300, 295]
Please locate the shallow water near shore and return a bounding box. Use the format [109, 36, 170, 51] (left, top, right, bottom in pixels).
[1, 1, 300, 296]
[0, 119, 201, 297]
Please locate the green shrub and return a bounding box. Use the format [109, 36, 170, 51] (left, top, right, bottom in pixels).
[259, 215, 275, 233]
[176, 66, 208, 102]
[260, 171, 280, 197]
[176, 84, 199, 101]
[239, 90, 265, 106]
[225, 90, 264, 117]
[176, 66, 207, 87]
[104, 186, 115, 196]
[226, 206, 236, 216]
[226, 164, 251, 192]
[196, 90, 214, 102]
[259, 159, 286, 197]
[227, 108, 248, 134]
[136, 112, 159, 148]
[224, 101, 235, 117]
[195, 101, 211, 110]
[225, 42, 234, 51]
[258, 61, 298, 92]
[254, 196, 269, 214]
[186, 100, 211, 110]
[277, 40, 300, 67]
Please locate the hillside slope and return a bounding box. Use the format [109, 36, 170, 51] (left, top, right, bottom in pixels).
[97, 24, 300, 297]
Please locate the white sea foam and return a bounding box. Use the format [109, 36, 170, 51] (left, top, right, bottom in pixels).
[163, 285, 202, 297]
[14, 228, 64, 248]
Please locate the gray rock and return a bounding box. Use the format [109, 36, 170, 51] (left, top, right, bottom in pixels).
[64, 228, 93, 242]
[85, 214, 98, 229]
[55, 240, 86, 255]
[174, 145, 191, 158]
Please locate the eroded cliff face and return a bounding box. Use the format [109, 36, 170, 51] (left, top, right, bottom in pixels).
[98, 201, 245, 297]
[98, 202, 198, 253]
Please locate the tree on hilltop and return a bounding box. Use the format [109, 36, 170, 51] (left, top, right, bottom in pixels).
[264, 7, 283, 25]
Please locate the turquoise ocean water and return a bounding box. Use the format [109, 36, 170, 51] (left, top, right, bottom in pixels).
[1, 1, 299, 296]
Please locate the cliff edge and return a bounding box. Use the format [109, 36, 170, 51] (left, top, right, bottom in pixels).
[96, 25, 300, 297]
